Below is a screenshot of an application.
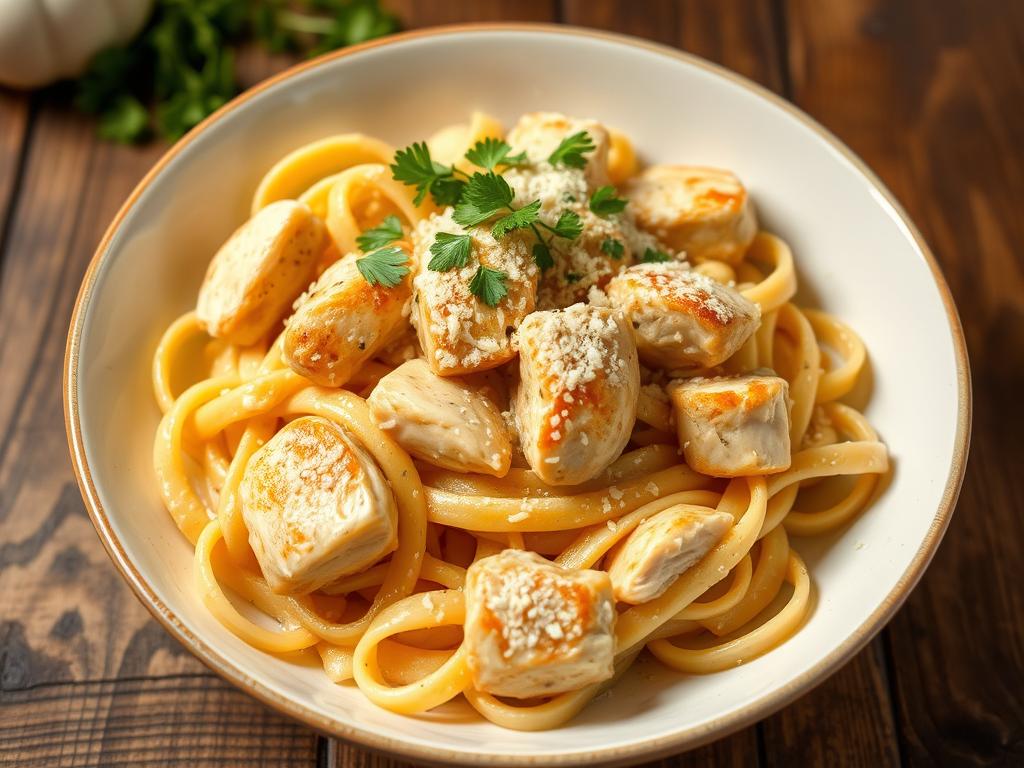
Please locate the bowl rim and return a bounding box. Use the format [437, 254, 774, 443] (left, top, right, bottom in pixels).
[63, 22, 972, 767]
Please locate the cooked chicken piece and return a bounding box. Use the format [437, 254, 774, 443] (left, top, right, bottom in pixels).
[625, 165, 758, 263]
[507, 111, 611, 188]
[197, 200, 326, 345]
[240, 416, 397, 594]
[501, 164, 636, 309]
[367, 358, 512, 476]
[283, 252, 411, 387]
[515, 304, 640, 485]
[411, 210, 538, 376]
[541, 210, 638, 309]
[605, 262, 760, 369]
[670, 373, 791, 477]
[606, 505, 734, 603]
[464, 550, 616, 699]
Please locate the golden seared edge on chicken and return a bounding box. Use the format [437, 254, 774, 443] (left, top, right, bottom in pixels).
[514, 304, 640, 486]
[606, 262, 760, 370]
[625, 165, 757, 264]
[670, 373, 792, 477]
[284, 253, 411, 387]
[464, 550, 616, 698]
[197, 200, 325, 346]
[240, 416, 397, 595]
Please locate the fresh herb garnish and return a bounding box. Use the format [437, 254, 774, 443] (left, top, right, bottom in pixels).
[589, 185, 628, 217]
[453, 172, 515, 227]
[532, 242, 554, 271]
[469, 266, 509, 307]
[565, 272, 583, 283]
[492, 200, 542, 238]
[548, 210, 584, 240]
[464, 138, 528, 171]
[641, 247, 672, 263]
[449, 172, 575, 271]
[601, 238, 625, 259]
[391, 142, 464, 206]
[356, 215, 403, 252]
[428, 233, 472, 272]
[356, 246, 409, 287]
[548, 130, 595, 169]
[393, 133, 593, 302]
[76, 0, 399, 144]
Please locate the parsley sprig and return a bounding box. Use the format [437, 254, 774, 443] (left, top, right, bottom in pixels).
[601, 237, 625, 260]
[76, 0, 399, 144]
[356, 214, 403, 251]
[390, 136, 590, 306]
[641, 247, 672, 263]
[465, 137, 528, 170]
[390, 142, 465, 206]
[428, 233, 472, 271]
[356, 247, 409, 287]
[548, 131, 595, 168]
[355, 217, 409, 287]
[469, 267, 509, 307]
[589, 185, 628, 217]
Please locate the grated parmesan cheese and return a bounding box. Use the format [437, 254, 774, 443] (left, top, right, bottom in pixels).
[411, 209, 538, 372]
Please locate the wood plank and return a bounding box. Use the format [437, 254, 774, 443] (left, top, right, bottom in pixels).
[0, 89, 31, 248]
[785, 0, 1024, 765]
[0, 81, 319, 761]
[0, 675, 317, 766]
[760, 639, 900, 766]
[562, 0, 785, 91]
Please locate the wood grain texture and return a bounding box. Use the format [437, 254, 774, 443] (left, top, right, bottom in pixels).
[0, 676, 318, 767]
[0, 89, 30, 253]
[785, 0, 1024, 764]
[0, 57, 321, 767]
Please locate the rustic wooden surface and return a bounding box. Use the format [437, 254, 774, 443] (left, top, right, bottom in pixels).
[1, 1, 1020, 765]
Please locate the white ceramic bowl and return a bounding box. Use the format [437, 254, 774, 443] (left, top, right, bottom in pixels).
[65, 25, 970, 767]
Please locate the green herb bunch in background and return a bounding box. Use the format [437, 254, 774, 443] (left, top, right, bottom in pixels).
[75, 0, 399, 144]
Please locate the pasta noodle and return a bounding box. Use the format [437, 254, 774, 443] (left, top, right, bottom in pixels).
[152, 112, 889, 730]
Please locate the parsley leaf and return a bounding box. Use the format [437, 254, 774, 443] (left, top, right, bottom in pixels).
[390, 142, 460, 206]
[601, 238, 625, 259]
[356, 246, 409, 287]
[465, 138, 528, 170]
[302, 0, 401, 57]
[641, 247, 672, 263]
[492, 200, 541, 238]
[428, 233, 472, 272]
[430, 176, 466, 206]
[453, 172, 514, 226]
[97, 96, 150, 143]
[548, 210, 584, 240]
[548, 130, 595, 169]
[532, 242, 554, 271]
[469, 266, 509, 307]
[75, 0, 398, 145]
[565, 272, 582, 283]
[589, 186, 628, 217]
[356, 215, 403, 252]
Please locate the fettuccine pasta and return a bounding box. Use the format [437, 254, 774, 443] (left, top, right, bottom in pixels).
[152, 111, 888, 730]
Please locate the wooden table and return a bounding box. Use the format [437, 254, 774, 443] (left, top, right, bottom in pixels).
[2, 1, 1020, 765]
